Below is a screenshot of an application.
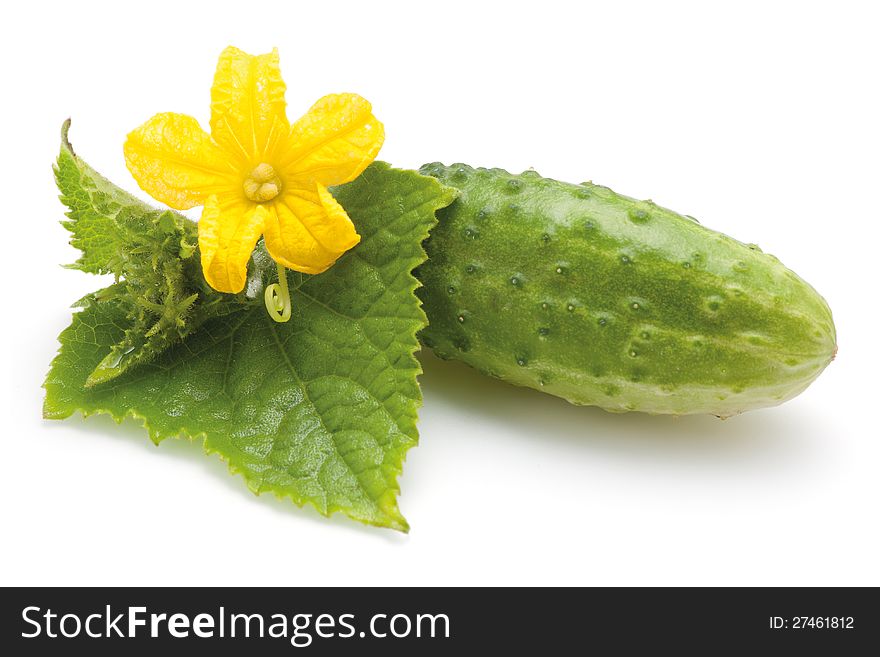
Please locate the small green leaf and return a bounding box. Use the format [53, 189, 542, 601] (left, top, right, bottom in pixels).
[55, 119, 155, 276]
[55, 121, 250, 384]
[45, 160, 457, 530]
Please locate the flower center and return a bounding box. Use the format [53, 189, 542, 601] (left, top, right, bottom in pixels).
[243, 163, 282, 202]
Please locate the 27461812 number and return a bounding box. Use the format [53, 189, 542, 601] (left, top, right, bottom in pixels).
[769, 617, 854, 630]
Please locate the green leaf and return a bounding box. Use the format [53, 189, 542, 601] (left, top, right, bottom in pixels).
[45, 160, 457, 530]
[55, 119, 158, 276]
[55, 121, 252, 385]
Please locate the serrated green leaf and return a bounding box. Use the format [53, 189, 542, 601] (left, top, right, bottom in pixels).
[45, 162, 457, 530]
[54, 121, 252, 385]
[55, 119, 156, 276]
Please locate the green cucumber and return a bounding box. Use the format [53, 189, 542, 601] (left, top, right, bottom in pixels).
[416, 163, 836, 416]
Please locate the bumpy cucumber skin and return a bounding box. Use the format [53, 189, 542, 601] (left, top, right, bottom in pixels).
[416, 163, 836, 416]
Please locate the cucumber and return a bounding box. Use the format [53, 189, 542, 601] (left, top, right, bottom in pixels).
[416, 163, 836, 416]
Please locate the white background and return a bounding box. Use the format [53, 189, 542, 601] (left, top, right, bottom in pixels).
[1, 0, 877, 586]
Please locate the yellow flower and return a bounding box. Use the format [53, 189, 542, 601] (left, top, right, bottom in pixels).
[124, 46, 384, 301]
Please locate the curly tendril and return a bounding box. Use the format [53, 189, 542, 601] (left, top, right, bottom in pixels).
[264, 262, 292, 323]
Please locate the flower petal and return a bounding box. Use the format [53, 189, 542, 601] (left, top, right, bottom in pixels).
[210, 46, 289, 165]
[198, 194, 266, 293]
[124, 113, 235, 210]
[279, 93, 384, 187]
[263, 184, 361, 274]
